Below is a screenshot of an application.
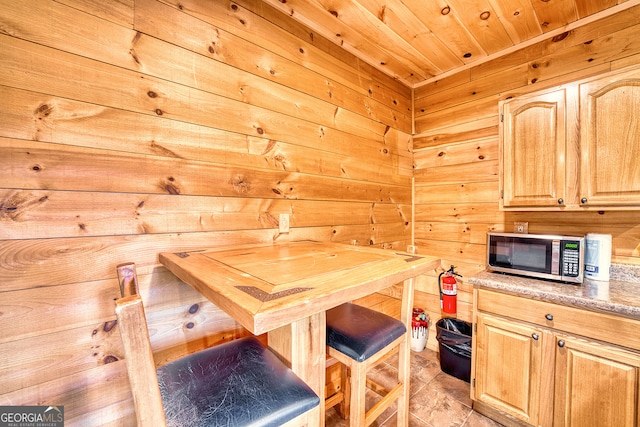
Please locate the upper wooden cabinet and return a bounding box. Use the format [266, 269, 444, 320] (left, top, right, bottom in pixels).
[499, 65, 640, 210]
[501, 89, 568, 208]
[579, 67, 640, 207]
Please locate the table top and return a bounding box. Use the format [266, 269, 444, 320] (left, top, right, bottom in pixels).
[160, 241, 440, 335]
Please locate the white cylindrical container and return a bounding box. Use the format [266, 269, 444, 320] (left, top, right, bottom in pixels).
[410, 326, 428, 352]
[584, 233, 612, 281]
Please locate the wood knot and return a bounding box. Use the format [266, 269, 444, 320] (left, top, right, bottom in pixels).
[103, 320, 117, 333]
[103, 355, 119, 364]
[165, 183, 180, 195]
[480, 11, 490, 20]
[552, 32, 569, 42]
[35, 103, 54, 117]
[230, 176, 250, 193]
[441, 6, 450, 15]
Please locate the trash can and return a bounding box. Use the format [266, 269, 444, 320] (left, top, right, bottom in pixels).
[436, 318, 472, 382]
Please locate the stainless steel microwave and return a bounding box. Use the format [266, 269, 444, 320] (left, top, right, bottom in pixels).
[487, 232, 585, 284]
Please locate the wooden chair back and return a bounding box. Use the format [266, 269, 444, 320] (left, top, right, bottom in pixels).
[115, 263, 167, 426]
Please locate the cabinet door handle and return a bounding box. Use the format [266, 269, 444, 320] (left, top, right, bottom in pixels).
[545, 313, 554, 321]
[581, 197, 588, 204]
[557, 198, 564, 205]
[558, 340, 565, 348]
[532, 333, 539, 341]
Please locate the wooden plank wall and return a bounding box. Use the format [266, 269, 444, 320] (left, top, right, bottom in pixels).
[413, 4, 640, 350]
[0, 0, 412, 425]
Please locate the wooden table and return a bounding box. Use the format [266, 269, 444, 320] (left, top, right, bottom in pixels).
[159, 241, 440, 427]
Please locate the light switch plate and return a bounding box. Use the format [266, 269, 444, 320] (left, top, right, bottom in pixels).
[279, 214, 290, 233]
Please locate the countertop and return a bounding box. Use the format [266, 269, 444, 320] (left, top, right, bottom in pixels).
[468, 263, 640, 320]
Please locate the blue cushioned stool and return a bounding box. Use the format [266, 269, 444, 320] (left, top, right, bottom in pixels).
[115, 262, 319, 427]
[326, 302, 408, 427]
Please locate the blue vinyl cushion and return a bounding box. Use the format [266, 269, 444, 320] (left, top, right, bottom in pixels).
[326, 303, 407, 363]
[157, 336, 319, 427]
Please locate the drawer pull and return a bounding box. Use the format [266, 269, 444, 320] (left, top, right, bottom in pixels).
[545, 313, 554, 321]
[532, 333, 539, 341]
[558, 340, 565, 348]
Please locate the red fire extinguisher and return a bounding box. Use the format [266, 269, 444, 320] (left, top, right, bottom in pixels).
[439, 265, 462, 315]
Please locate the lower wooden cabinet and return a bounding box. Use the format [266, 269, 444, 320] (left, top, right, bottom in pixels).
[553, 334, 640, 427]
[472, 289, 640, 427]
[474, 313, 544, 425]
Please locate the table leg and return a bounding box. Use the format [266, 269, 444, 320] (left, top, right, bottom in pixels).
[268, 311, 326, 427]
[398, 277, 416, 427]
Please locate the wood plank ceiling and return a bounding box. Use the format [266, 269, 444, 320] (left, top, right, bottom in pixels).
[261, 0, 639, 87]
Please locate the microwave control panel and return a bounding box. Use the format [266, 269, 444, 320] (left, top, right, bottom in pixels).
[561, 240, 581, 278]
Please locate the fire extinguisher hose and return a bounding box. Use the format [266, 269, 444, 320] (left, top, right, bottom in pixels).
[438, 270, 445, 309]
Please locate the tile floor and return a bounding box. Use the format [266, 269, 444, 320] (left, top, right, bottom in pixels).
[325, 347, 503, 427]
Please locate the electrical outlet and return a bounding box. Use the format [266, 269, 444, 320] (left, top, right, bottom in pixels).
[279, 213, 290, 233]
[514, 222, 528, 234]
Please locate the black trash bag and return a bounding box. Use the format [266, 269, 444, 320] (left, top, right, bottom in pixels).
[436, 318, 472, 358]
[436, 318, 473, 382]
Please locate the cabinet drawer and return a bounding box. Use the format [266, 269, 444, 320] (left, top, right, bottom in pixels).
[476, 289, 640, 351]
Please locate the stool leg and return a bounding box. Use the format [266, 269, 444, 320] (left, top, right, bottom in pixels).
[396, 340, 410, 426]
[337, 363, 351, 419]
[349, 362, 367, 427]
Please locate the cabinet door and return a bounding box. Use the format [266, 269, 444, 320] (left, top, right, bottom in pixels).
[501, 89, 567, 208]
[580, 67, 640, 207]
[554, 334, 640, 427]
[474, 313, 544, 425]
